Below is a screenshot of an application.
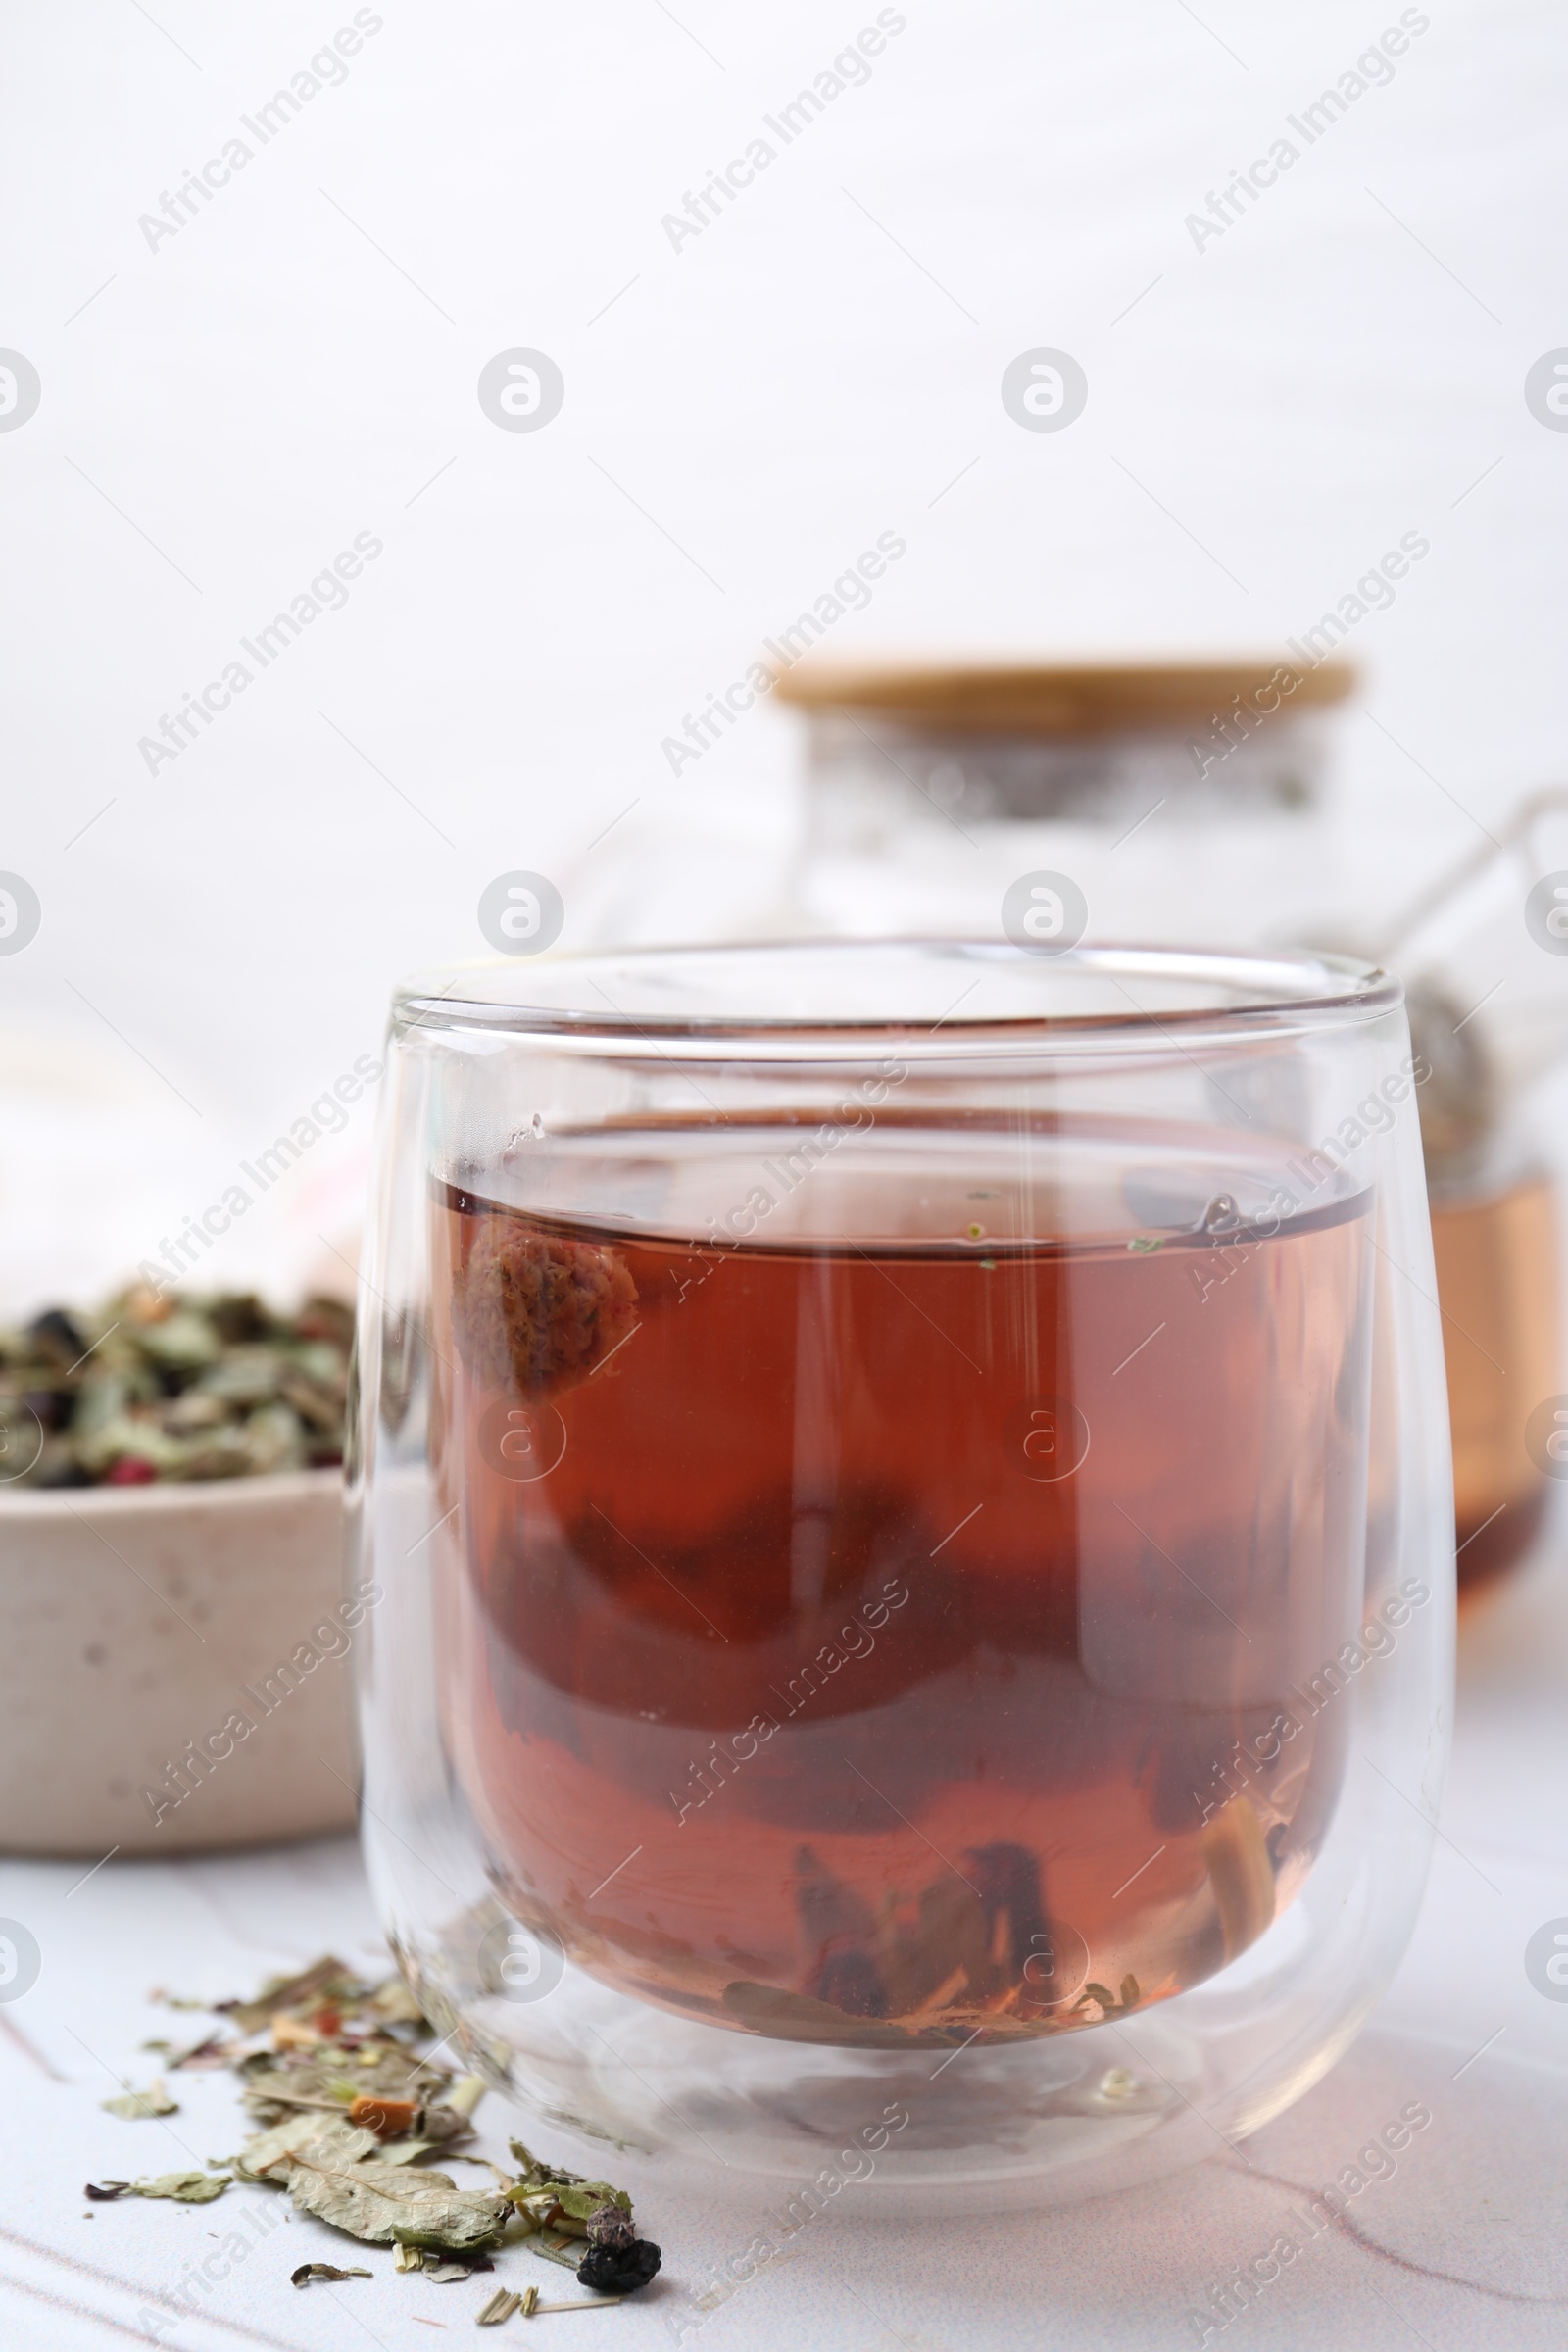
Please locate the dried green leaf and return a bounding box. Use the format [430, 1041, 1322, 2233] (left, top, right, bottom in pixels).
[548, 2183, 632, 2225]
[423, 2101, 473, 2144]
[223, 1954, 359, 2034]
[427, 2259, 485, 2283]
[291, 2262, 372, 2286]
[168, 2034, 234, 2072]
[232, 2116, 380, 2181]
[508, 2140, 585, 2190]
[103, 2080, 177, 2120]
[505, 2138, 634, 2248]
[365, 1975, 430, 2030]
[241, 2041, 447, 2123]
[284, 2156, 510, 2251]
[374, 2137, 445, 2168]
[527, 2230, 589, 2272]
[132, 2172, 231, 2203]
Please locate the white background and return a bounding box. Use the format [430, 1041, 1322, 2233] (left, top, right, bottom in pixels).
[1, 0, 1565, 1309]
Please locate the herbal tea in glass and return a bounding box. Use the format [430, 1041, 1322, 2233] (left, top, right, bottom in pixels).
[428, 1111, 1373, 2048]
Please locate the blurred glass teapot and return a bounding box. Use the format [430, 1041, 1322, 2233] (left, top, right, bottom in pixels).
[772, 657, 1568, 1601]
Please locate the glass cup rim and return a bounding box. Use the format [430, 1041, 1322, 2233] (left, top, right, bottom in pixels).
[394, 938, 1400, 1050]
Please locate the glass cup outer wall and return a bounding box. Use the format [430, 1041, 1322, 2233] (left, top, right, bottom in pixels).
[349, 943, 1452, 2208]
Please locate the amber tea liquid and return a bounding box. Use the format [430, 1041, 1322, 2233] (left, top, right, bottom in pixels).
[431, 1119, 1373, 2047]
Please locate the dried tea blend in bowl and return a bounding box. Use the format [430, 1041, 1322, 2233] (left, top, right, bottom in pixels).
[0, 1287, 352, 1488]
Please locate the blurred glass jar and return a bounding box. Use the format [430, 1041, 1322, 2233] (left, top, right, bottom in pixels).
[775, 662, 1567, 1603]
[774, 657, 1354, 948]
[1347, 795, 1568, 1602]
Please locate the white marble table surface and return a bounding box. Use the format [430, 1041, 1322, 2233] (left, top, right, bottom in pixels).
[4, 1549, 1566, 2352]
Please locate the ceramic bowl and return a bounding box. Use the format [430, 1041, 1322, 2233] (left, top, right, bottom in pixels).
[0, 1469, 360, 1856]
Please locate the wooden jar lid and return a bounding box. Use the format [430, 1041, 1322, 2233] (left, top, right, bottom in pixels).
[771, 657, 1356, 737]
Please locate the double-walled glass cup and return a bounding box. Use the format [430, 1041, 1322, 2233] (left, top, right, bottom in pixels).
[351, 941, 1452, 2206]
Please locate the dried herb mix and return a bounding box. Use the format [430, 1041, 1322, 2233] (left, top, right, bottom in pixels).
[1, 1287, 351, 1487]
[91, 1954, 662, 2299]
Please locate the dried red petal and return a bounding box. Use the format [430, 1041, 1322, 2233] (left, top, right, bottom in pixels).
[348, 2093, 419, 2137]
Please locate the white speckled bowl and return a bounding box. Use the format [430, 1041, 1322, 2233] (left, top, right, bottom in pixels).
[0, 1470, 360, 1856]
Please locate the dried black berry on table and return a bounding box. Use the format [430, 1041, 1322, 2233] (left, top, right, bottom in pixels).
[577, 2238, 662, 2295]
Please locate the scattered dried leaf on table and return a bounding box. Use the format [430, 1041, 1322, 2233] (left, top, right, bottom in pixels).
[549, 2182, 631, 2225]
[506, 2142, 631, 2227]
[508, 2141, 585, 2189]
[220, 1955, 357, 2034]
[102, 2080, 177, 2119]
[84, 2181, 129, 2201]
[291, 2262, 372, 2286]
[528, 2231, 590, 2272]
[168, 2034, 234, 2072]
[425, 2260, 487, 2283]
[131, 2172, 231, 2203]
[284, 2157, 510, 2251]
[477, 2287, 522, 2326]
[394, 2241, 427, 2273]
[270, 2014, 328, 2050]
[374, 2138, 448, 2168]
[365, 1975, 430, 2030]
[231, 2116, 380, 2181]
[241, 2041, 449, 2123]
[416, 2103, 475, 2147]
